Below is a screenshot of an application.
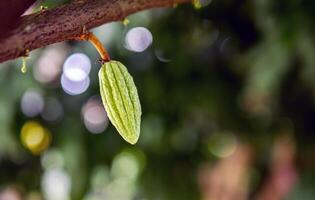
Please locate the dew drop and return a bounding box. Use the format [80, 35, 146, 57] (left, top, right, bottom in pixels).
[122, 18, 130, 26]
[21, 57, 27, 74]
[40, 5, 48, 11]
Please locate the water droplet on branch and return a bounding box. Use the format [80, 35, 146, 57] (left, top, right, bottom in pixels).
[21, 57, 28, 73]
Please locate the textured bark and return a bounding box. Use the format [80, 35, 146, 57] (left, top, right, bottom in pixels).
[0, 0, 191, 63]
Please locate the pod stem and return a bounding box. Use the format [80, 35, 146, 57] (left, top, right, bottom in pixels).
[75, 31, 111, 62]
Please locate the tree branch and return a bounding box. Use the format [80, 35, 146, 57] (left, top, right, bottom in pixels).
[0, 0, 191, 63]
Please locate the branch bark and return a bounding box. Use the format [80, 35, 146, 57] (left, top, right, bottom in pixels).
[0, 0, 191, 63]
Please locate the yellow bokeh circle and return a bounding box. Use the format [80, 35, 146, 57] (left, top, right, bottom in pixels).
[21, 121, 51, 155]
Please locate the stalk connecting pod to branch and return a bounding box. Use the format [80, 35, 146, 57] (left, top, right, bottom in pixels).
[77, 31, 111, 62]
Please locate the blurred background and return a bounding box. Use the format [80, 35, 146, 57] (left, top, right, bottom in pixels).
[1, 0, 315, 199]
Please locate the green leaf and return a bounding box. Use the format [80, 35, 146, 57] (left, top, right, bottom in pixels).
[98, 60, 141, 144]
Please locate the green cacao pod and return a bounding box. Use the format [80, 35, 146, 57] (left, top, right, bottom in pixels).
[98, 60, 141, 144]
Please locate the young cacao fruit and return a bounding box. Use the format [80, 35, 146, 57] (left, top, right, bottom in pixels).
[98, 60, 141, 144]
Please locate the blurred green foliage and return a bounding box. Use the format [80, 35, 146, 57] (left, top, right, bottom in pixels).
[1, 0, 315, 199]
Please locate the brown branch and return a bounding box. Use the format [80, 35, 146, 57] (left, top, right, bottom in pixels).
[0, 0, 191, 63]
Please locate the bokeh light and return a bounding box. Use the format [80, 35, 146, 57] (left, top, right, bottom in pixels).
[20, 121, 51, 155]
[0, 187, 22, 200]
[82, 166, 110, 200]
[83, 149, 146, 200]
[41, 98, 64, 122]
[41, 149, 65, 170]
[90, 166, 110, 190]
[155, 49, 171, 63]
[125, 27, 153, 52]
[82, 96, 108, 134]
[41, 169, 71, 200]
[34, 44, 68, 84]
[105, 178, 135, 200]
[21, 90, 44, 117]
[61, 73, 90, 95]
[207, 132, 237, 158]
[111, 152, 140, 181]
[63, 53, 91, 82]
[61, 53, 91, 95]
[111, 149, 146, 181]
